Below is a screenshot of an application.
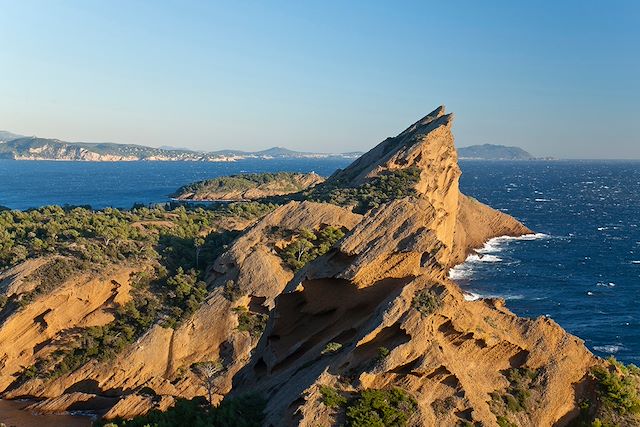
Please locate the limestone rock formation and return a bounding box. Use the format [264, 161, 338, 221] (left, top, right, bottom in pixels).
[0, 106, 607, 426]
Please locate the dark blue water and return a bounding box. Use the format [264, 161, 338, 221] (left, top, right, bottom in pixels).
[0, 159, 351, 210]
[0, 159, 637, 364]
[456, 160, 640, 365]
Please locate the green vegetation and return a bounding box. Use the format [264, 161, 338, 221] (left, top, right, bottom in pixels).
[305, 167, 421, 214]
[431, 396, 456, 415]
[319, 385, 348, 408]
[345, 388, 417, 427]
[3, 202, 275, 381]
[496, 415, 517, 427]
[95, 394, 266, 427]
[233, 306, 268, 338]
[321, 342, 343, 355]
[279, 226, 345, 271]
[592, 358, 640, 416]
[412, 288, 442, 317]
[570, 358, 640, 426]
[489, 367, 541, 426]
[377, 346, 390, 362]
[503, 367, 539, 412]
[173, 172, 318, 199]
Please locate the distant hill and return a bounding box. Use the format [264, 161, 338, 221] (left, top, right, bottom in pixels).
[0, 131, 24, 142]
[0, 131, 362, 162]
[458, 144, 535, 160]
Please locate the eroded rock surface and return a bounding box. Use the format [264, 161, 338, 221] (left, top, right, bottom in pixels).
[0, 106, 601, 426]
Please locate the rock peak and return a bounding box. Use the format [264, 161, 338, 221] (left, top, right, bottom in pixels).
[326, 106, 456, 188]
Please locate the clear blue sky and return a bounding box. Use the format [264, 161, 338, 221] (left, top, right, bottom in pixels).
[1, 1, 638, 158]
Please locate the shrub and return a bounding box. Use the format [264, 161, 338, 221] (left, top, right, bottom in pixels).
[279, 226, 346, 271]
[346, 388, 417, 427]
[591, 358, 640, 416]
[412, 288, 441, 317]
[377, 346, 390, 361]
[496, 416, 517, 427]
[319, 385, 347, 408]
[96, 394, 266, 427]
[304, 167, 421, 214]
[233, 306, 268, 338]
[223, 280, 242, 301]
[321, 342, 343, 355]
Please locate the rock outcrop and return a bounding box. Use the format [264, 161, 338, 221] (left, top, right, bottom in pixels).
[0, 106, 603, 426]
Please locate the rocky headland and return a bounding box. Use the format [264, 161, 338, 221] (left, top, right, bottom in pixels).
[0, 107, 637, 427]
[172, 172, 325, 202]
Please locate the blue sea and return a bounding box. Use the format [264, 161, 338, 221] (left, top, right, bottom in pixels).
[0, 159, 638, 365]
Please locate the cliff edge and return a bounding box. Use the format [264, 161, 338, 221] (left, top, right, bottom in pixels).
[1, 107, 625, 427]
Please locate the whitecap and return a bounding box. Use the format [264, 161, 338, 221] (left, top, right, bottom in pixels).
[463, 292, 481, 301]
[535, 198, 552, 202]
[448, 265, 473, 280]
[631, 261, 640, 264]
[593, 344, 625, 354]
[466, 254, 503, 263]
[587, 291, 594, 296]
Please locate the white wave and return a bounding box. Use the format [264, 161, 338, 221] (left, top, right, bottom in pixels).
[535, 198, 552, 202]
[632, 261, 640, 264]
[596, 282, 616, 287]
[477, 233, 549, 254]
[593, 344, 625, 354]
[448, 265, 473, 280]
[466, 254, 503, 263]
[463, 292, 481, 301]
[463, 292, 524, 301]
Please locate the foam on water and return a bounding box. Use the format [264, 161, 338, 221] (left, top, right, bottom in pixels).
[593, 344, 626, 354]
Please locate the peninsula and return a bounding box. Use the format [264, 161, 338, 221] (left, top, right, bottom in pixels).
[0, 107, 636, 427]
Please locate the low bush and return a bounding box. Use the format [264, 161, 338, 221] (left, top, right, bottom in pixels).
[412, 288, 441, 317]
[319, 385, 347, 408]
[321, 342, 343, 355]
[279, 226, 345, 271]
[345, 388, 417, 427]
[233, 306, 268, 338]
[592, 358, 640, 417]
[95, 394, 266, 427]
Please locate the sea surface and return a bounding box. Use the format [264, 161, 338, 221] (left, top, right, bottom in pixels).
[0, 159, 637, 373]
[455, 160, 640, 365]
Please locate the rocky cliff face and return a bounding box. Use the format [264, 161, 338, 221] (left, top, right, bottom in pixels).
[0, 107, 605, 426]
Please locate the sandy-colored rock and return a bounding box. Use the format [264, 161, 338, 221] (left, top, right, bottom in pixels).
[0, 263, 138, 392]
[0, 107, 603, 427]
[228, 107, 597, 427]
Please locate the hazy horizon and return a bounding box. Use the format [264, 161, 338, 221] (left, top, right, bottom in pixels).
[1, 1, 638, 159]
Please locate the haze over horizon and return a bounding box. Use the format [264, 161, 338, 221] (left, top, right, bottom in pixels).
[1, 1, 638, 159]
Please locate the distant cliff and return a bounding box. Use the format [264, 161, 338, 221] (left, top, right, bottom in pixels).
[0, 135, 362, 162]
[458, 143, 536, 160]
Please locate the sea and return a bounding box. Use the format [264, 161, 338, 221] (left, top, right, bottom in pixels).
[0, 158, 638, 424]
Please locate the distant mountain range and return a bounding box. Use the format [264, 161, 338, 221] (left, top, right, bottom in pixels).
[0, 132, 362, 162]
[0, 131, 544, 162]
[458, 144, 544, 160]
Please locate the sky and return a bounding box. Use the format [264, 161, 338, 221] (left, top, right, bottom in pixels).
[1, 1, 638, 158]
